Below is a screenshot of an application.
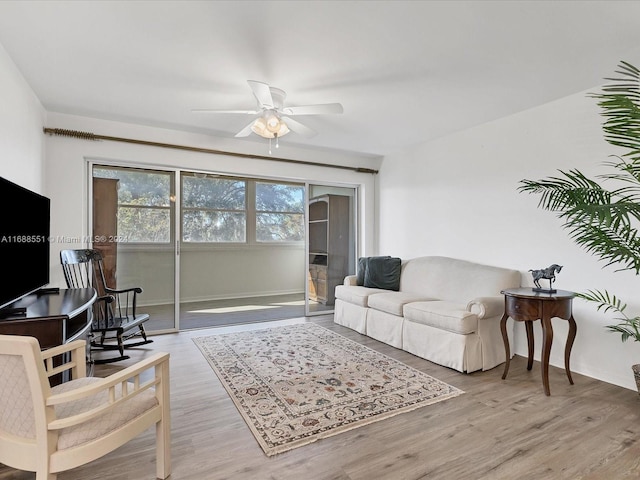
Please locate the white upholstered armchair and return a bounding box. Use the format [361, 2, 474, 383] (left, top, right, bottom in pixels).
[0, 334, 170, 480]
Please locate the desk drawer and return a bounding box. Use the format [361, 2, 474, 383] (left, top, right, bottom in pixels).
[506, 296, 540, 321]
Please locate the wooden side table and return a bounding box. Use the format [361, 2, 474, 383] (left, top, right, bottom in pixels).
[500, 287, 577, 396]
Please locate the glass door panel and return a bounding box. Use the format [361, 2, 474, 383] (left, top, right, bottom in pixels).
[306, 184, 357, 316]
[92, 165, 177, 332]
[178, 173, 306, 330]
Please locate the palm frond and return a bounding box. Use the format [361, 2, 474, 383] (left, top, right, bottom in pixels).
[518, 170, 611, 213]
[600, 157, 640, 184]
[589, 62, 640, 157]
[577, 289, 640, 342]
[566, 222, 640, 273]
[606, 321, 640, 342]
[576, 289, 627, 314]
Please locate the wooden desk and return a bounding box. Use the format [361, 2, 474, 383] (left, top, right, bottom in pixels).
[500, 287, 577, 396]
[0, 288, 97, 348]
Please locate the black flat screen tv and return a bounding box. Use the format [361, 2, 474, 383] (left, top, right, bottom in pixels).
[0, 176, 50, 309]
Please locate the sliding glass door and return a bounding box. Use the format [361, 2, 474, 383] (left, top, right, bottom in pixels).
[177, 172, 306, 329]
[306, 184, 357, 316]
[91, 165, 358, 328]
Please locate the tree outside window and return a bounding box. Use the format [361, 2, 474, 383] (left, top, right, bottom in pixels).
[94, 168, 304, 245]
[182, 175, 246, 243]
[256, 182, 304, 242]
[93, 167, 172, 243]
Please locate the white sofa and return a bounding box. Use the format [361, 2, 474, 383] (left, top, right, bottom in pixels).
[334, 256, 521, 373]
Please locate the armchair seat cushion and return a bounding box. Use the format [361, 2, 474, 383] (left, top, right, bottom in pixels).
[334, 285, 387, 307]
[403, 301, 478, 335]
[367, 292, 434, 316]
[52, 377, 158, 450]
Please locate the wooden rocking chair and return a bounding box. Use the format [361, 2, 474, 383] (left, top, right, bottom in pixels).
[60, 249, 153, 364]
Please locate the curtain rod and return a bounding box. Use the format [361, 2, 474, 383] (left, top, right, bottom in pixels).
[43, 127, 379, 174]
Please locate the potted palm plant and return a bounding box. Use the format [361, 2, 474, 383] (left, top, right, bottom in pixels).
[518, 60, 640, 392]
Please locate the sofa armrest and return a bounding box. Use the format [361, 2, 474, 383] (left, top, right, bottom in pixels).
[467, 296, 505, 319]
[344, 275, 358, 286]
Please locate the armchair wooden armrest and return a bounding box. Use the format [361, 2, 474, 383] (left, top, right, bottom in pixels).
[46, 352, 170, 429]
[41, 339, 87, 379]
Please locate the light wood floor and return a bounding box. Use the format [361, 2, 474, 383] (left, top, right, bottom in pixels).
[2, 315, 639, 479]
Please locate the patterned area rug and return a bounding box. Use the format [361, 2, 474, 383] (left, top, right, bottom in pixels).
[193, 323, 463, 456]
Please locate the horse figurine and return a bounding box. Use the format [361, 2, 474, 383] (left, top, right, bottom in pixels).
[529, 264, 563, 292]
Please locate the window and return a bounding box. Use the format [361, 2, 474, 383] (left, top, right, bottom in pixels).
[255, 182, 304, 242]
[93, 167, 172, 243]
[182, 175, 246, 242]
[94, 168, 304, 245]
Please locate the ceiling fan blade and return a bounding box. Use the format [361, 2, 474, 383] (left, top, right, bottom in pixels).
[247, 80, 274, 109]
[281, 116, 317, 138]
[192, 109, 258, 114]
[234, 119, 256, 137]
[282, 103, 343, 116]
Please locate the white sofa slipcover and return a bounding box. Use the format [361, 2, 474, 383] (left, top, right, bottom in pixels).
[334, 256, 521, 373]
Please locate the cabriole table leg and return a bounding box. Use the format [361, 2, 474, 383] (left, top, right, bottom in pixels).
[500, 312, 511, 380]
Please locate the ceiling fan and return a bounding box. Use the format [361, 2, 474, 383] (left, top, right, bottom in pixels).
[192, 80, 343, 152]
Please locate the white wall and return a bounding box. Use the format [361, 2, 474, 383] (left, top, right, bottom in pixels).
[379, 89, 640, 391]
[44, 113, 380, 305]
[0, 42, 45, 191]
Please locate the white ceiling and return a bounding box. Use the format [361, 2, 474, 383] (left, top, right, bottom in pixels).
[1, 1, 640, 158]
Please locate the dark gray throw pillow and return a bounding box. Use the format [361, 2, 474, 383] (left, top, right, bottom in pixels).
[364, 256, 401, 291]
[356, 256, 391, 286]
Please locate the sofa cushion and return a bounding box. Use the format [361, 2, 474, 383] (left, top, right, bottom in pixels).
[334, 285, 387, 307]
[399, 256, 520, 302]
[368, 292, 435, 316]
[356, 256, 391, 286]
[403, 301, 478, 335]
[364, 256, 402, 291]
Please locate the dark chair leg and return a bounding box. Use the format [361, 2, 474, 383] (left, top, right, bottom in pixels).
[139, 324, 148, 341]
[117, 330, 125, 358]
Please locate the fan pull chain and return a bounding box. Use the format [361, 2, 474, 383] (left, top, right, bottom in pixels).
[268, 137, 272, 155]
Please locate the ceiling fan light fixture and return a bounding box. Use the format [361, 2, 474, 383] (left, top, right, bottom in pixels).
[266, 114, 280, 132]
[251, 114, 290, 139]
[276, 120, 290, 137]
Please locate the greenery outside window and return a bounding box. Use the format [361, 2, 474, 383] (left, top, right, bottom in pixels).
[255, 182, 304, 242]
[182, 175, 246, 243]
[93, 167, 172, 243]
[94, 168, 304, 245]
